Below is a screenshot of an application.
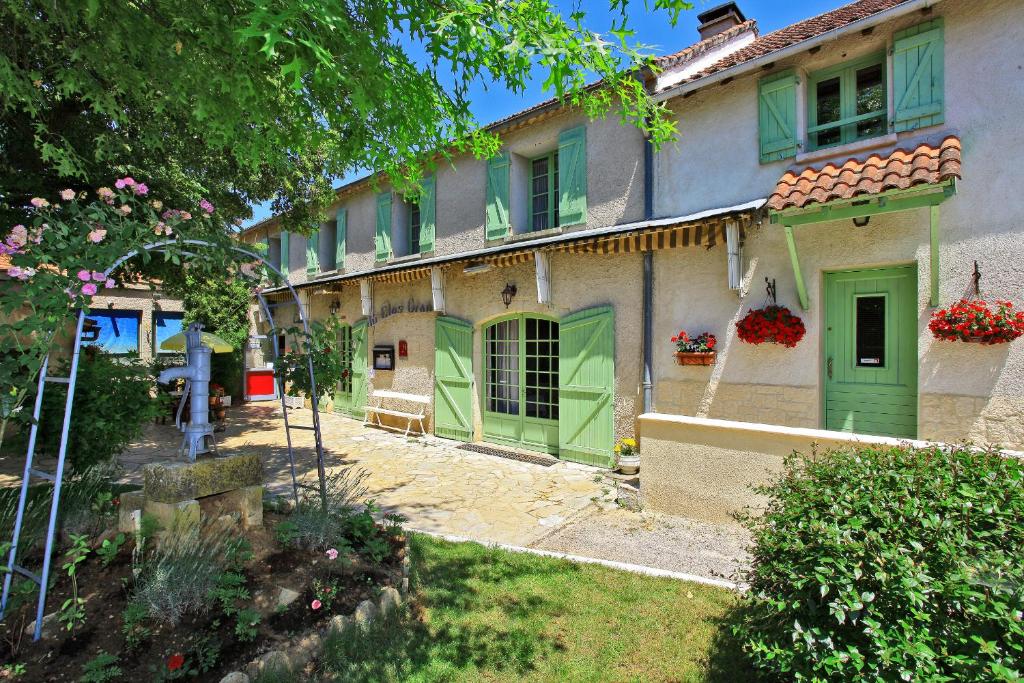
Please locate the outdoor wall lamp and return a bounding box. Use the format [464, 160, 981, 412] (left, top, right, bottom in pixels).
[501, 283, 517, 309]
[852, 215, 871, 228]
[328, 299, 341, 315]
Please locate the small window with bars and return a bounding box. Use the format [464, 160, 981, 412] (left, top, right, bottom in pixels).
[485, 318, 520, 415]
[408, 201, 421, 255]
[530, 152, 559, 231]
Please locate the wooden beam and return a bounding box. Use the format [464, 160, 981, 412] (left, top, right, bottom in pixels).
[783, 225, 810, 310]
[930, 205, 940, 307]
[770, 179, 956, 226]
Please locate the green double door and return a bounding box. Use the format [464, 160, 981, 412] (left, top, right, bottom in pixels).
[824, 266, 918, 438]
[333, 319, 368, 418]
[433, 307, 614, 466]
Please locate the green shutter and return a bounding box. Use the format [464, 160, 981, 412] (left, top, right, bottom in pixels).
[335, 208, 347, 270]
[280, 231, 290, 277]
[306, 229, 319, 275]
[758, 70, 799, 163]
[375, 193, 392, 261]
[348, 319, 369, 418]
[485, 152, 510, 239]
[557, 126, 587, 226]
[893, 19, 944, 132]
[419, 175, 435, 253]
[434, 316, 473, 441]
[558, 306, 614, 467]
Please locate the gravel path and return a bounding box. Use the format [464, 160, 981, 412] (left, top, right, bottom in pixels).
[532, 506, 752, 583]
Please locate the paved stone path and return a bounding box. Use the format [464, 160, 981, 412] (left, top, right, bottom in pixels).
[115, 404, 605, 546]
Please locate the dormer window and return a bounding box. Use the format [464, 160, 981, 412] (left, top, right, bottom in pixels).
[807, 55, 886, 151]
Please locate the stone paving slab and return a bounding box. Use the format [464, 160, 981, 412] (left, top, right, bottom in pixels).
[111, 404, 605, 546]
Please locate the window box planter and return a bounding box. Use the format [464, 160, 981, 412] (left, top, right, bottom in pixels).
[675, 351, 716, 366]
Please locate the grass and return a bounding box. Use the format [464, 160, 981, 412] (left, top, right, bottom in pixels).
[316, 533, 753, 683]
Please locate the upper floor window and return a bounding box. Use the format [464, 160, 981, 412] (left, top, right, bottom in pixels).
[408, 200, 421, 254]
[530, 151, 559, 231]
[807, 55, 886, 151]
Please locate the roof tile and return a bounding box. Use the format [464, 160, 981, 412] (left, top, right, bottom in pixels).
[767, 135, 962, 211]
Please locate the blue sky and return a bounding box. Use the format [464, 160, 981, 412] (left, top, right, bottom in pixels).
[244, 0, 848, 227]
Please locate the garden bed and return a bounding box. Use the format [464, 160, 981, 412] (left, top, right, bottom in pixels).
[0, 508, 405, 682]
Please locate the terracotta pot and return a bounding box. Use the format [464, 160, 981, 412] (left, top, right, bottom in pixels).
[209, 396, 222, 407]
[675, 351, 716, 366]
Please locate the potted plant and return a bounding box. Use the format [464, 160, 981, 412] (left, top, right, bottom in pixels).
[614, 437, 640, 475]
[673, 330, 717, 365]
[736, 305, 806, 348]
[929, 299, 1024, 344]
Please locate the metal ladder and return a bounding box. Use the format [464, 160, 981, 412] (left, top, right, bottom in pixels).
[0, 310, 88, 640]
[257, 295, 328, 509]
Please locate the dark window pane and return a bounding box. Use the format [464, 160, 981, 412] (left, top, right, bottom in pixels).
[814, 76, 842, 148]
[855, 64, 885, 139]
[856, 296, 886, 367]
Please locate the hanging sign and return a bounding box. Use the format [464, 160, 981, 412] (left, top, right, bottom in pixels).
[367, 299, 432, 326]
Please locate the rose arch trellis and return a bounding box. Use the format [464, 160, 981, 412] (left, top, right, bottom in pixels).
[1, 239, 327, 640]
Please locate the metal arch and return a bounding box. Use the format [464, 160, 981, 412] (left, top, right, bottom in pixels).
[1, 238, 328, 641]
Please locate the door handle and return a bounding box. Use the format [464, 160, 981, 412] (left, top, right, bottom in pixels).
[827, 356, 833, 380]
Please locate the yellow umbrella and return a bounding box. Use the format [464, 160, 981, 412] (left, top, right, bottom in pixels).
[159, 331, 234, 353]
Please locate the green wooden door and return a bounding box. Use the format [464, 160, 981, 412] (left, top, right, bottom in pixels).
[346, 319, 369, 419]
[558, 306, 614, 467]
[824, 266, 917, 438]
[434, 317, 473, 441]
[481, 315, 560, 454]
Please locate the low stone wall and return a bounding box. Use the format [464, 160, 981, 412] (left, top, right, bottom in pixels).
[637, 413, 939, 525]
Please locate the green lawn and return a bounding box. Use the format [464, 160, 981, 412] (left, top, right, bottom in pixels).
[316, 534, 752, 683]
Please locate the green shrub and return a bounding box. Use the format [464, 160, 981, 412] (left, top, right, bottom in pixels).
[734, 444, 1024, 682]
[37, 351, 166, 473]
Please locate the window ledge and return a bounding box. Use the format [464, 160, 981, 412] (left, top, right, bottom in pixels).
[388, 253, 426, 265]
[796, 133, 898, 165]
[311, 270, 338, 279]
[505, 226, 563, 244]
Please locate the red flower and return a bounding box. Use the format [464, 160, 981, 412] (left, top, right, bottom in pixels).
[112, 498, 120, 506]
[736, 306, 806, 348]
[167, 654, 185, 671]
[929, 299, 1024, 344]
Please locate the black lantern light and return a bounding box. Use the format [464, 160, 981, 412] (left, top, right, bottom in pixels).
[328, 299, 341, 315]
[501, 283, 517, 308]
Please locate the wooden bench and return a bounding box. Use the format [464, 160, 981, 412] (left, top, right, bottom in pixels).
[363, 390, 430, 436]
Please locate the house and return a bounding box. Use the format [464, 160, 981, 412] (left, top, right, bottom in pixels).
[1, 254, 185, 363]
[239, 0, 1024, 465]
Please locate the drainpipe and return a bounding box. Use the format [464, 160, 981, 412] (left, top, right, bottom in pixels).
[642, 129, 655, 414]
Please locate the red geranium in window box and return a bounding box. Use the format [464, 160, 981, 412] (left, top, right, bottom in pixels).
[736, 305, 806, 348]
[672, 330, 717, 365]
[928, 299, 1024, 344]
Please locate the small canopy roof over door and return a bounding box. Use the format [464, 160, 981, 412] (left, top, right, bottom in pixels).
[768, 135, 962, 309]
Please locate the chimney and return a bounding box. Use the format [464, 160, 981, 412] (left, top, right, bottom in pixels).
[696, 2, 747, 41]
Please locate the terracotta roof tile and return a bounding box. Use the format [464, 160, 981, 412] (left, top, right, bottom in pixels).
[653, 20, 758, 69]
[680, 0, 913, 87]
[767, 135, 962, 211]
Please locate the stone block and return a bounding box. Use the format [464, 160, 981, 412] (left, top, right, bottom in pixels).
[219, 673, 249, 683]
[144, 499, 200, 534]
[143, 453, 263, 504]
[378, 586, 401, 614]
[354, 599, 378, 627]
[328, 614, 351, 634]
[277, 587, 300, 609]
[117, 490, 145, 533]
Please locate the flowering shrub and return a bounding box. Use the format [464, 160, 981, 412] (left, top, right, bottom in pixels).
[736, 305, 806, 348]
[672, 330, 716, 353]
[928, 299, 1024, 344]
[0, 179, 262, 452]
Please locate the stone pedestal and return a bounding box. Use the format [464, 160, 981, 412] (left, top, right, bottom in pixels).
[121, 453, 264, 535]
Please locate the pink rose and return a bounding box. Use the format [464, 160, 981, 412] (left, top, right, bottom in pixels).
[81, 283, 98, 296]
[199, 199, 215, 214]
[115, 177, 135, 189]
[29, 197, 49, 208]
[119, 204, 132, 215]
[105, 279, 115, 289]
[97, 187, 114, 202]
[88, 228, 107, 243]
[8, 266, 23, 279]
[60, 189, 75, 201]
[8, 225, 27, 248]
[311, 599, 322, 610]
[325, 548, 339, 560]
[77, 270, 91, 282]
[133, 183, 148, 196]
[92, 271, 105, 282]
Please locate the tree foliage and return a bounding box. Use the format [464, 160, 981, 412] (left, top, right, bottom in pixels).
[1, 0, 691, 232]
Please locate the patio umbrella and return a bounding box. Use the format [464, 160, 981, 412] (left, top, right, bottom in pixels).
[159, 330, 234, 353]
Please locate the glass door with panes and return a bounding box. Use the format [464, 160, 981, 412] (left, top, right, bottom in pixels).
[333, 323, 354, 414]
[482, 315, 559, 454]
[824, 265, 917, 438]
